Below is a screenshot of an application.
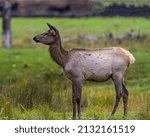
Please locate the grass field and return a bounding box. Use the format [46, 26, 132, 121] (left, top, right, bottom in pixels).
[0, 17, 149, 120]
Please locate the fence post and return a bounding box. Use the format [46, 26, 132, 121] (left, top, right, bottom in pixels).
[2, 1, 11, 48]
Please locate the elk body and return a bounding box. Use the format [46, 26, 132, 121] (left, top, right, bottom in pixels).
[33, 24, 135, 120]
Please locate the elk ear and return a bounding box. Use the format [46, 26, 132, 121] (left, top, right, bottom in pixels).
[47, 23, 56, 31]
[47, 23, 52, 29]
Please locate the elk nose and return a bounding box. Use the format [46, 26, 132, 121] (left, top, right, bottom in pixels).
[33, 36, 36, 41]
[33, 36, 39, 42]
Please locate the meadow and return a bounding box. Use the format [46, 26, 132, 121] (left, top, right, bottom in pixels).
[0, 17, 149, 120]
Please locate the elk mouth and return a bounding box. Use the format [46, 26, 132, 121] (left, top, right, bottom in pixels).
[33, 37, 40, 43]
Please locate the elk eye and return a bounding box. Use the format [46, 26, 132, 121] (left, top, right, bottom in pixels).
[45, 33, 48, 35]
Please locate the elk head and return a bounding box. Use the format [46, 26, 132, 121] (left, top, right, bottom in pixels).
[33, 23, 59, 45]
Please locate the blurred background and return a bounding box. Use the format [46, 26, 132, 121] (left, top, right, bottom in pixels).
[0, 0, 149, 120]
[1, 0, 150, 17]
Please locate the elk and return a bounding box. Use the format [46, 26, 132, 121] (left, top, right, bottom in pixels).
[33, 23, 135, 120]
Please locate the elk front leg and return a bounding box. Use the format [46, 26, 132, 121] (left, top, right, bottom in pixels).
[76, 82, 82, 120]
[72, 82, 76, 120]
[72, 80, 82, 120]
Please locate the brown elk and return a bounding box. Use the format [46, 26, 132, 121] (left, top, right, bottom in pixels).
[33, 23, 135, 120]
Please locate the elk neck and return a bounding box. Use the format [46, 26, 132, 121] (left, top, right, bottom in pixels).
[48, 36, 68, 68]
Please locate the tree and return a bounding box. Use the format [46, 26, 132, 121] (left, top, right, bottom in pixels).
[2, 1, 11, 48]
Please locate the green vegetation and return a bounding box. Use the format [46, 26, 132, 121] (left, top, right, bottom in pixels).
[0, 17, 149, 119]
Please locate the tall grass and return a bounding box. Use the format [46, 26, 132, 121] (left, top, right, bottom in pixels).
[0, 78, 149, 119]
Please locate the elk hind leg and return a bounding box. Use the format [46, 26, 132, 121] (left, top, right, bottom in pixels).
[122, 83, 128, 117]
[111, 74, 123, 116]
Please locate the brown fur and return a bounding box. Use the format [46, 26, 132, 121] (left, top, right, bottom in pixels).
[48, 36, 69, 68]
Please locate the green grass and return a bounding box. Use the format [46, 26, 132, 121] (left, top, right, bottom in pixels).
[0, 17, 150, 120]
[0, 48, 60, 84]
